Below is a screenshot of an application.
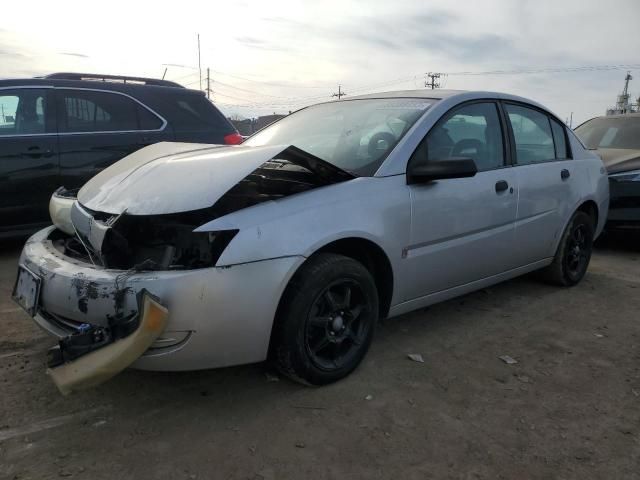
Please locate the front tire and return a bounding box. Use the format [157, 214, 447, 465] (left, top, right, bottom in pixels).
[541, 211, 594, 286]
[272, 253, 379, 385]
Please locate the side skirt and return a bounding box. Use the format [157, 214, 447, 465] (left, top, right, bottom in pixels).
[388, 258, 552, 318]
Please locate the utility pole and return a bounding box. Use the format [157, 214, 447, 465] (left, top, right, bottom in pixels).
[197, 33, 202, 91]
[332, 84, 346, 100]
[569, 112, 573, 128]
[162, 67, 167, 80]
[206, 68, 211, 99]
[425, 72, 441, 89]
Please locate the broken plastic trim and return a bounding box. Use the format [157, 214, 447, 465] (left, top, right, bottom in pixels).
[46, 290, 168, 396]
[50, 187, 79, 236]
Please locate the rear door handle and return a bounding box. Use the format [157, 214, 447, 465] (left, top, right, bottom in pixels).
[23, 146, 54, 159]
[495, 180, 509, 193]
[561, 169, 570, 180]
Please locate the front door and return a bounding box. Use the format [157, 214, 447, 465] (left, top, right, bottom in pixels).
[405, 101, 518, 300]
[0, 88, 59, 232]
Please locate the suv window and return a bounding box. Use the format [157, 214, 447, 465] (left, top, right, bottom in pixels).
[0, 89, 48, 136]
[418, 102, 505, 171]
[58, 90, 162, 133]
[167, 94, 228, 131]
[505, 104, 556, 164]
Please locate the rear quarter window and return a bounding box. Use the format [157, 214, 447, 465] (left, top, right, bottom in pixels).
[164, 94, 231, 132]
[550, 119, 570, 159]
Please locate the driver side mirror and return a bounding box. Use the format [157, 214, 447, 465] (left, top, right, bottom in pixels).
[407, 157, 478, 184]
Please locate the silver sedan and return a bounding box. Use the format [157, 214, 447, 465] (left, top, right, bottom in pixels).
[14, 90, 609, 394]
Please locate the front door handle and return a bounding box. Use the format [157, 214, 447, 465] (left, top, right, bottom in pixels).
[495, 180, 509, 193]
[561, 169, 570, 180]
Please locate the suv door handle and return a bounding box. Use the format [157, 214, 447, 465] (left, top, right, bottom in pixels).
[495, 180, 509, 193]
[561, 169, 570, 180]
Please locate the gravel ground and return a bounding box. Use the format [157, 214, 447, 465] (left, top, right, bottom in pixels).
[1, 235, 639, 480]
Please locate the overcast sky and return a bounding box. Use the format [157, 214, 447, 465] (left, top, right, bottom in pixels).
[2, 0, 639, 124]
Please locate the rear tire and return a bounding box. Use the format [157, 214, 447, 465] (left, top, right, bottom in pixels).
[272, 253, 378, 386]
[541, 211, 594, 286]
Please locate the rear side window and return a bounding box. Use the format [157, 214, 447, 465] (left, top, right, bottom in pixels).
[0, 89, 48, 135]
[137, 105, 163, 130]
[550, 119, 569, 159]
[58, 90, 162, 133]
[505, 104, 555, 164]
[166, 94, 229, 132]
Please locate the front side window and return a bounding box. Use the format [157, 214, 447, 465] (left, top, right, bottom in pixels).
[505, 104, 555, 164]
[415, 102, 505, 171]
[244, 98, 434, 176]
[0, 89, 47, 136]
[574, 116, 640, 150]
[58, 90, 160, 133]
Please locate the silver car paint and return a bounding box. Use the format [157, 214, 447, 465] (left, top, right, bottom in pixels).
[78, 142, 293, 215]
[18, 90, 609, 372]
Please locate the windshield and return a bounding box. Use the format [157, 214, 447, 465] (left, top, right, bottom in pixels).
[244, 98, 435, 176]
[575, 116, 640, 150]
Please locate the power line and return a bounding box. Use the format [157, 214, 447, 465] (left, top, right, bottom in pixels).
[446, 64, 640, 76]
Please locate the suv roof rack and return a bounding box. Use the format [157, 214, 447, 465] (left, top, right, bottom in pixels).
[44, 72, 184, 88]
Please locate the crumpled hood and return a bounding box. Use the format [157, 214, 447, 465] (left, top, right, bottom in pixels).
[78, 142, 351, 215]
[594, 148, 640, 174]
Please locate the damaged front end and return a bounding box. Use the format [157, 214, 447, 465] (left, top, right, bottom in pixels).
[61, 145, 353, 271]
[47, 290, 168, 395]
[22, 144, 353, 393]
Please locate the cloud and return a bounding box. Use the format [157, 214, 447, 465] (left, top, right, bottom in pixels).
[59, 52, 89, 58]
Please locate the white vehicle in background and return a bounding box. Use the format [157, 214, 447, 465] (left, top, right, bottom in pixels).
[13, 89, 608, 394]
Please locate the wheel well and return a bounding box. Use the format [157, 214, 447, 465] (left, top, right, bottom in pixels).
[577, 200, 598, 227]
[315, 238, 394, 319]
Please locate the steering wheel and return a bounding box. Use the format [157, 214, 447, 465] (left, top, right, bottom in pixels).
[368, 132, 397, 160]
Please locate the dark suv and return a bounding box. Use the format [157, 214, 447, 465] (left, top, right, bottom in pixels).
[0, 72, 242, 237]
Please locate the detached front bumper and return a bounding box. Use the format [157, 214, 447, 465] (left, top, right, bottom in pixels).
[18, 227, 303, 374]
[608, 179, 640, 227]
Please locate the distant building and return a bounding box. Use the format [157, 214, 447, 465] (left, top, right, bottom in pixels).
[229, 114, 287, 136]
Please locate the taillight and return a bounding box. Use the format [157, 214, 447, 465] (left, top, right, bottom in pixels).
[223, 132, 243, 145]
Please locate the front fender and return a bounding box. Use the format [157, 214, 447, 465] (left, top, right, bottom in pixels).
[195, 176, 411, 269]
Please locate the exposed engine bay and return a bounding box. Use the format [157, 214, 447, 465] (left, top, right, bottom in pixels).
[53, 146, 354, 271]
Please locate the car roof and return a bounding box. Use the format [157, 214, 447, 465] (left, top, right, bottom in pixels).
[347, 89, 466, 100]
[0, 77, 203, 96]
[339, 88, 564, 122]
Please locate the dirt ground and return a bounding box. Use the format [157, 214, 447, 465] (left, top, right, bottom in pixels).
[1, 235, 639, 480]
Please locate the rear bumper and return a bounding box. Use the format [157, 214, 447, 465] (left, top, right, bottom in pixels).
[19, 226, 303, 371]
[608, 179, 640, 227]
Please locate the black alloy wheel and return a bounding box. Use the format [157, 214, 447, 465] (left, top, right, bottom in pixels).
[272, 253, 379, 385]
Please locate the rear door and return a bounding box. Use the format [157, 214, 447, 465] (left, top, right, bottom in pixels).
[55, 88, 167, 190]
[0, 87, 59, 232]
[405, 101, 519, 300]
[503, 102, 582, 265]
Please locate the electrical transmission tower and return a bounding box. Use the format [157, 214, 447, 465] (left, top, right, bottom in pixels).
[332, 85, 347, 100]
[425, 72, 442, 89]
